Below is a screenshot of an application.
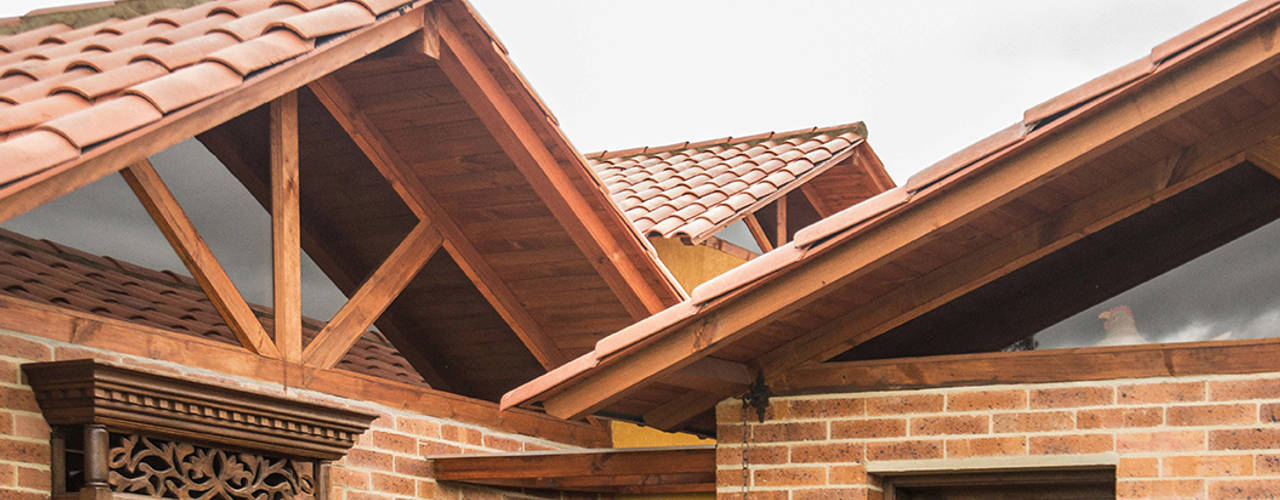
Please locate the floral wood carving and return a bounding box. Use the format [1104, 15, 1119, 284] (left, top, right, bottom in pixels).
[109, 433, 315, 500]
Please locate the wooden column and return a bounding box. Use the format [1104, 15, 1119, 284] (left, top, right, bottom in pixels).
[272, 91, 302, 362]
[775, 194, 788, 247]
[82, 424, 109, 498]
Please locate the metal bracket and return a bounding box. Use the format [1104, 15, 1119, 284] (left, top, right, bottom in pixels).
[741, 372, 771, 423]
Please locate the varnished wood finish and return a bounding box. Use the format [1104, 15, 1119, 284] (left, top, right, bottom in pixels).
[272, 92, 303, 362]
[119, 161, 278, 358]
[429, 445, 715, 494]
[303, 220, 443, 368]
[775, 193, 787, 246]
[0, 293, 609, 447]
[22, 359, 379, 460]
[745, 213, 773, 252]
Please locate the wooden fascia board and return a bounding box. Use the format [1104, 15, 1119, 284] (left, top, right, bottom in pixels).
[774, 336, 1280, 396]
[435, 14, 678, 319]
[535, 19, 1280, 422]
[0, 5, 427, 224]
[119, 160, 279, 358]
[303, 219, 443, 369]
[306, 75, 569, 369]
[0, 293, 610, 447]
[430, 445, 715, 493]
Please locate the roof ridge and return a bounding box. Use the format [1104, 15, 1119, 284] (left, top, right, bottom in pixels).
[585, 121, 867, 160]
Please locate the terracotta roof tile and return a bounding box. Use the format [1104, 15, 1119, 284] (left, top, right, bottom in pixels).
[589, 122, 868, 241]
[0, 228, 426, 385]
[55, 60, 168, 99]
[0, 130, 79, 180]
[140, 32, 240, 70]
[213, 5, 305, 41]
[270, 2, 375, 39]
[0, 93, 89, 133]
[42, 94, 162, 147]
[0, 23, 71, 53]
[207, 30, 312, 76]
[126, 61, 242, 113]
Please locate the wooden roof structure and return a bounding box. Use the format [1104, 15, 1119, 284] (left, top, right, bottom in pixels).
[504, 0, 1280, 433]
[0, 0, 691, 402]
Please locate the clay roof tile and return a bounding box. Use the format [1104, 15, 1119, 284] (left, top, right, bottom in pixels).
[124, 61, 242, 113]
[0, 130, 78, 183]
[212, 4, 304, 41]
[269, 2, 375, 40]
[40, 94, 162, 148]
[0, 23, 71, 53]
[0, 92, 89, 133]
[55, 60, 168, 100]
[205, 30, 312, 76]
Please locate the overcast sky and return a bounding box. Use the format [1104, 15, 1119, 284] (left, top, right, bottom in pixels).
[1, 0, 1266, 337]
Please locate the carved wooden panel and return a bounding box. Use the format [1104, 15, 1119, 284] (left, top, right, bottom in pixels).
[109, 432, 316, 500]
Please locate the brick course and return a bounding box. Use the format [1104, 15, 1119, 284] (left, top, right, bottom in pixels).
[717, 373, 1280, 499]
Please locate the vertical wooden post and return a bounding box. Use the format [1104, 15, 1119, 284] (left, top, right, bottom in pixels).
[272, 91, 302, 362]
[775, 194, 788, 247]
[82, 424, 109, 498]
[51, 430, 66, 495]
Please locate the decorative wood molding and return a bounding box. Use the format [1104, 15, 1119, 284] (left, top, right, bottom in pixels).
[22, 359, 378, 460]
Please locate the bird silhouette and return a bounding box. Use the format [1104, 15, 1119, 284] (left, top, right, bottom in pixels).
[1098, 305, 1146, 346]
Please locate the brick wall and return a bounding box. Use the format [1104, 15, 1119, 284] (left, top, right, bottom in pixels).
[0, 328, 598, 500]
[715, 374, 1280, 499]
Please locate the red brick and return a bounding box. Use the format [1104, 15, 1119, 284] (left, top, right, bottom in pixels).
[344, 449, 394, 471]
[1162, 455, 1252, 477]
[1077, 407, 1162, 429]
[370, 471, 414, 495]
[16, 467, 47, 490]
[754, 467, 825, 487]
[866, 440, 943, 461]
[481, 434, 522, 452]
[1210, 378, 1280, 401]
[415, 479, 436, 498]
[751, 422, 826, 442]
[1030, 386, 1113, 408]
[866, 394, 943, 415]
[991, 411, 1073, 433]
[329, 466, 369, 489]
[1029, 434, 1112, 455]
[1259, 403, 1280, 423]
[910, 415, 988, 436]
[12, 415, 48, 440]
[418, 440, 460, 456]
[0, 387, 38, 413]
[370, 431, 416, 454]
[0, 360, 17, 384]
[946, 390, 1026, 412]
[788, 397, 865, 419]
[1210, 428, 1280, 450]
[53, 346, 120, 364]
[716, 491, 789, 500]
[0, 438, 48, 463]
[0, 464, 12, 486]
[1256, 454, 1280, 474]
[0, 412, 12, 435]
[828, 464, 868, 485]
[1119, 430, 1206, 452]
[1118, 457, 1159, 478]
[0, 335, 52, 361]
[1118, 381, 1204, 404]
[394, 456, 429, 476]
[791, 443, 863, 463]
[718, 423, 744, 442]
[345, 492, 392, 500]
[945, 436, 1025, 458]
[1117, 479, 1204, 498]
[793, 488, 872, 499]
[395, 417, 440, 438]
[716, 445, 788, 465]
[1209, 479, 1280, 499]
[0, 489, 47, 500]
[830, 419, 905, 439]
[1168, 404, 1255, 426]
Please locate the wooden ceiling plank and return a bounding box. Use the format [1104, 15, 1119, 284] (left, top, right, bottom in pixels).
[436, 13, 677, 318]
[535, 28, 1280, 421]
[119, 160, 278, 358]
[307, 75, 568, 369]
[304, 219, 443, 368]
[271, 91, 303, 362]
[0, 6, 425, 224]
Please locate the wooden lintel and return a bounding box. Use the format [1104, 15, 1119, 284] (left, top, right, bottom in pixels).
[303, 220, 443, 369]
[535, 23, 1280, 422]
[119, 161, 278, 358]
[0, 6, 425, 225]
[774, 336, 1280, 396]
[436, 14, 676, 319]
[430, 445, 715, 494]
[306, 76, 568, 369]
[271, 91, 302, 362]
[744, 213, 773, 252]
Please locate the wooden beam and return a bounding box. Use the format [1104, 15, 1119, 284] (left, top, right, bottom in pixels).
[197, 125, 452, 389]
[775, 194, 788, 246]
[118, 160, 278, 357]
[0, 293, 609, 447]
[744, 213, 773, 252]
[669, 356, 752, 394]
[436, 14, 676, 318]
[800, 184, 833, 218]
[306, 75, 568, 369]
[303, 220, 443, 369]
[0, 6, 425, 224]
[774, 336, 1280, 396]
[430, 445, 715, 494]
[1246, 136, 1280, 180]
[271, 91, 302, 362]
[533, 23, 1280, 421]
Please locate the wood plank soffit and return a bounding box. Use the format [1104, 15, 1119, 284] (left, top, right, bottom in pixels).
[303, 219, 443, 369]
[271, 91, 303, 362]
[306, 75, 568, 369]
[119, 160, 278, 358]
[532, 20, 1280, 422]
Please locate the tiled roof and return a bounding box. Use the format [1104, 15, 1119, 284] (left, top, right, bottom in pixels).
[0, 228, 426, 385]
[588, 123, 868, 241]
[0, 0, 414, 186]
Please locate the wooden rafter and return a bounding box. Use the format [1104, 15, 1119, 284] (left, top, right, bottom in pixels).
[430, 445, 715, 494]
[800, 184, 833, 218]
[775, 193, 788, 246]
[436, 13, 672, 319]
[1247, 136, 1280, 180]
[743, 213, 773, 252]
[197, 126, 451, 388]
[271, 91, 302, 362]
[119, 160, 278, 357]
[533, 29, 1280, 423]
[0, 7, 425, 225]
[306, 75, 568, 369]
[303, 219, 443, 369]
